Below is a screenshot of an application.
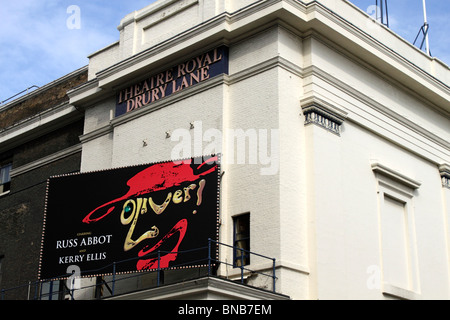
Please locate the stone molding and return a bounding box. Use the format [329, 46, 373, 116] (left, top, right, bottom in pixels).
[10, 144, 82, 178]
[439, 164, 450, 189]
[301, 103, 346, 136]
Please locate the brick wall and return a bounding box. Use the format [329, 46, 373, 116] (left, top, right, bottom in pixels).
[0, 70, 87, 130]
[0, 153, 82, 299]
[0, 70, 87, 299]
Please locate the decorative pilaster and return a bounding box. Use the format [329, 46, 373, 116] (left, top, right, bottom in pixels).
[301, 103, 346, 136]
[439, 164, 450, 189]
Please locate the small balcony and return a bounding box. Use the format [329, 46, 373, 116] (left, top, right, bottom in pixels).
[1, 239, 289, 300]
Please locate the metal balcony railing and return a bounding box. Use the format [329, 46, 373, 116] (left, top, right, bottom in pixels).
[1, 239, 277, 300]
[0, 86, 39, 106]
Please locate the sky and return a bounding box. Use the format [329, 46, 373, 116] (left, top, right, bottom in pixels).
[0, 0, 449, 104]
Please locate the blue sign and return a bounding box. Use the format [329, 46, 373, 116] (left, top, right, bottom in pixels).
[115, 46, 229, 117]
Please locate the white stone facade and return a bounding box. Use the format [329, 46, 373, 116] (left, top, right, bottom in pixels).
[69, 0, 450, 299]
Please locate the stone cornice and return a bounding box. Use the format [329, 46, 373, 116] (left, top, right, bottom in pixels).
[439, 164, 450, 189]
[371, 162, 422, 190]
[0, 102, 83, 154]
[301, 103, 346, 136]
[10, 144, 82, 178]
[300, 0, 449, 109]
[69, 0, 449, 112]
[302, 64, 450, 163]
[110, 74, 229, 128]
[105, 276, 290, 300]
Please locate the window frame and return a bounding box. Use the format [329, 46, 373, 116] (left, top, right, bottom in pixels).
[372, 162, 421, 299]
[233, 213, 250, 268]
[0, 162, 12, 196]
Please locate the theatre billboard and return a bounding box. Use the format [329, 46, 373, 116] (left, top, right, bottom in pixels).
[38, 155, 220, 280]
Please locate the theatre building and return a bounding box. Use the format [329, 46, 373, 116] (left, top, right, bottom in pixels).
[1, 0, 450, 300]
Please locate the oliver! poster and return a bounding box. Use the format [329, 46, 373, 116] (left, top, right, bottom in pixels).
[38, 155, 220, 280]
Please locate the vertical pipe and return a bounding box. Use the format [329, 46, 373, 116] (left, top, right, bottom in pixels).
[380, 0, 384, 25]
[49, 281, 53, 300]
[71, 277, 75, 300]
[385, 0, 389, 27]
[27, 281, 31, 300]
[240, 249, 244, 284]
[34, 281, 39, 300]
[272, 259, 276, 293]
[422, 0, 430, 55]
[375, 0, 379, 22]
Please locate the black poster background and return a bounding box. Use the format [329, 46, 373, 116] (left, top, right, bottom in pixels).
[38, 155, 220, 280]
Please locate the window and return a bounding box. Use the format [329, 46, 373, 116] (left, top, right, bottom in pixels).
[380, 194, 411, 288]
[233, 214, 250, 267]
[0, 163, 12, 195]
[372, 163, 421, 299]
